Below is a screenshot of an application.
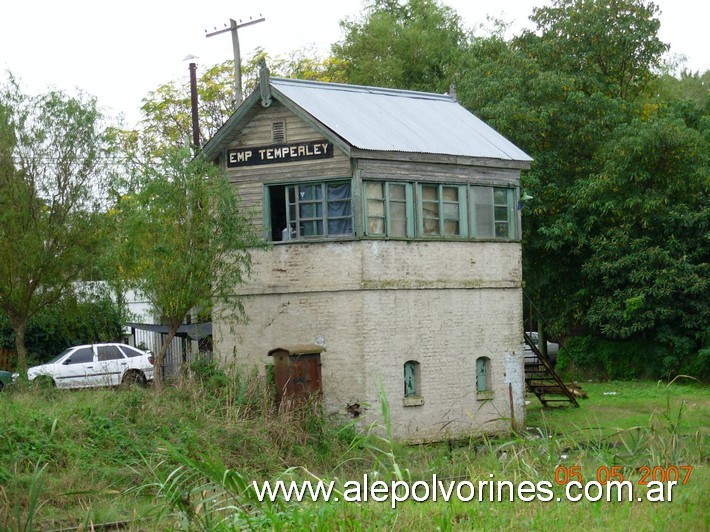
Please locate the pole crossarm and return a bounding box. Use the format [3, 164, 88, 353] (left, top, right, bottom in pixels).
[206, 16, 266, 106]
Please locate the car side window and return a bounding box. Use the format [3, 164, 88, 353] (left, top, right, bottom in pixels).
[67, 348, 94, 364]
[97, 345, 125, 361]
[119, 346, 145, 358]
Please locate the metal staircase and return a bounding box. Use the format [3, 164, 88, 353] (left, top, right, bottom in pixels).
[524, 331, 578, 407]
[523, 293, 579, 408]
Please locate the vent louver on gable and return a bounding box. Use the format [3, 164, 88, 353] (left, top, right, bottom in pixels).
[272, 120, 286, 144]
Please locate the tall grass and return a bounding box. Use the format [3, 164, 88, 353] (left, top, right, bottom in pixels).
[346, 377, 410, 483]
[130, 379, 406, 529]
[137, 447, 285, 530]
[0, 462, 47, 532]
[131, 379, 708, 529]
[0, 370, 707, 529]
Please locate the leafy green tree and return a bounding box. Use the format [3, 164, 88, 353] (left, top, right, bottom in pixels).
[114, 146, 263, 390]
[458, 0, 671, 324]
[576, 112, 709, 375]
[0, 77, 116, 375]
[458, 1, 709, 377]
[521, 0, 667, 100]
[0, 291, 123, 363]
[271, 46, 349, 84]
[137, 48, 345, 151]
[139, 60, 238, 149]
[459, 30, 603, 327]
[657, 69, 710, 111]
[332, 0, 467, 92]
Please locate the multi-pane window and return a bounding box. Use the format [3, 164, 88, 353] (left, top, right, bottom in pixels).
[269, 181, 353, 241]
[493, 188, 513, 238]
[268, 180, 516, 242]
[471, 186, 515, 239]
[365, 182, 411, 238]
[420, 185, 439, 235]
[363, 181, 515, 240]
[288, 183, 322, 237]
[418, 184, 467, 237]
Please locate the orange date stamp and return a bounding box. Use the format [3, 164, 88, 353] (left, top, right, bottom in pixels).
[554, 465, 693, 485]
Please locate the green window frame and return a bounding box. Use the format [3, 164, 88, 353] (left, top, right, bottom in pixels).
[417, 184, 468, 238]
[476, 356, 491, 392]
[267, 180, 353, 241]
[360, 181, 517, 241]
[493, 188, 515, 239]
[404, 360, 420, 397]
[471, 186, 516, 240]
[364, 181, 414, 238]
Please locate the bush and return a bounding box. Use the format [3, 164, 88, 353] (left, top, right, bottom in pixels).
[562, 335, 708, 380]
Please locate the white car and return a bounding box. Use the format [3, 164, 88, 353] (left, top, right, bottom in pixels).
[26, 343, 154, 389]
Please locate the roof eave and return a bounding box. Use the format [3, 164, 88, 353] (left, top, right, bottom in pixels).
[350, 148, 533, 170]
[200, 84, 353, 162]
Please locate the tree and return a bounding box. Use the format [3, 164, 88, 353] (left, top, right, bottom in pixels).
[271, 46, 349, 84]
[458, 27, 614, 327]
[138, 48, 345, 151]
[657, 69, 710, 111]
[139, 60, 237, 150]
[0, 291, 123, 362]
[0, 77, 115, 375]
[458, 0, 671, 327]
[115, 146, 263, 390]
[522, 0, 667, 100]
[456, 1, 709, 377]
[575, 113, 709, 375]
[332, 0, 467, 93]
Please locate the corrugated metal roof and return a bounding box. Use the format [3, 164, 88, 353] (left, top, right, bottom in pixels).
[270, 78, 532, 163]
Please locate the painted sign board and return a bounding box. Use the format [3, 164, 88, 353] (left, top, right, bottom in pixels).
[227, 141, 334, 167]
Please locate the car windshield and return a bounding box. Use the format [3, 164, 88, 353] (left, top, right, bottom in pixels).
[46, 348, 73, 364]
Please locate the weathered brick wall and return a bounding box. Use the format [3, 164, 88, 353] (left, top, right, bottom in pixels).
[214, 240, 525, 441]
[360, 287, 525, 442]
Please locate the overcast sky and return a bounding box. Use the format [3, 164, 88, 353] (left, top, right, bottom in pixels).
[1, 0, 707, 128]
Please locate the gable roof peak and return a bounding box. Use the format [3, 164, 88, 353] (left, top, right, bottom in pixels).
[270, 77, 455, 103]
[202, 76, 532, 166]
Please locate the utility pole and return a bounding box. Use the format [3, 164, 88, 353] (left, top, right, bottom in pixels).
[206, 16, 265, 107]
[184, 54, 200, 151]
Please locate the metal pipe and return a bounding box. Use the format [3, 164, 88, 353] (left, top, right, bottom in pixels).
[229, 19, 242, 106]
[189, 62, 199, 150]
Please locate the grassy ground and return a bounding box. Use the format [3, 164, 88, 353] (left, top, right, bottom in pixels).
[0, 372, 707, 530]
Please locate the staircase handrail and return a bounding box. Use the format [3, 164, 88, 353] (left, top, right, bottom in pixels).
[522, 290, 577, 382]
[523, 331, 579, 407]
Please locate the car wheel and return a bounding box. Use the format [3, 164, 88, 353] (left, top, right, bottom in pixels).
[122, 370, 147, 388]
[34, 375, 55, 388]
